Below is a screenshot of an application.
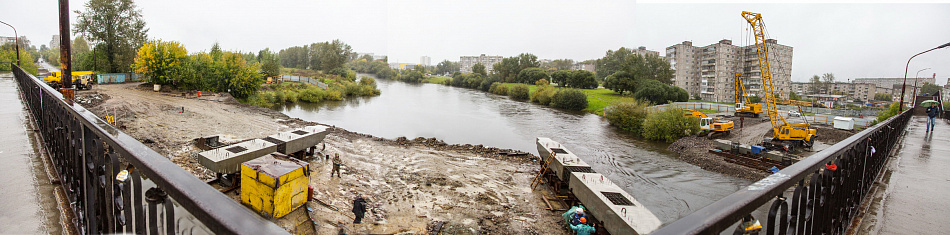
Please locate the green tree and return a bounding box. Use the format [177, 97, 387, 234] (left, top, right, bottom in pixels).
[569, 70, 598, 89]
[132, 40, 188, 85]
[642, 107, 700, 143]
[789, 91, 801, 101]
[596, 48, 673, 84]
[307, 40, 352, 71]
[551, 89, 589, 110]
[516, 67, 549, 84]
[257, 48, 280, 77]
[435, 60, 459, 75]
[873, 93, 892, 101]
[920, 82, 941, 95]
[550, 70, 572, 87]
[472, 63, 487, 76]
[73, 0, 148, 73]
[223, 52, 264, 99]
[0, 44, 39, 75]
[808, 75, 822, 94]
[603, 71, 637, 95]
[545, 59, 574, 71]
[605, 101, 651, 135]
[491, 53, 540, 82]
[822, 73, 835, 93]
[634, 79, 687, 105]
[509, 84, 530, 101]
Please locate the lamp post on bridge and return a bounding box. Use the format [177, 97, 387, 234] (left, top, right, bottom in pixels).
[900, 42, 950, 112]
[912, 68, 931, 105]
[0, 20, 20, 66]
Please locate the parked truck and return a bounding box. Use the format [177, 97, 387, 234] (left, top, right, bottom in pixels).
[44, 71, 95, 90]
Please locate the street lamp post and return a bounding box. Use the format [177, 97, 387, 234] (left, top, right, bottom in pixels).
[0, 20, 20, 66]
[912, 68, 931, 104]
[900, 42, 950, 112]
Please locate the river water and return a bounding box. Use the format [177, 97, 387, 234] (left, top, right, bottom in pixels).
[275, 76, 752, 224]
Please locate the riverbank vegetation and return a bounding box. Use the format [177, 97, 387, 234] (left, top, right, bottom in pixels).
[0, 43, 39, 75]
[245, 76, 379, 108]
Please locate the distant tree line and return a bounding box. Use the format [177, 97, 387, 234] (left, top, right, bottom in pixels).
[278, 40, 353, 72]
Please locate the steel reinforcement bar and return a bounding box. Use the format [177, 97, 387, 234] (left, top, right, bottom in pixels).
[12, 65, 287, 234]
[653, 108, 911, 234]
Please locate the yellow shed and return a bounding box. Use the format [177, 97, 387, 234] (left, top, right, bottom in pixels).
[240, 153, 311, 218]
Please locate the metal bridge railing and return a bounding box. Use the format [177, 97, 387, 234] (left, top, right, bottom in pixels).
[653, 106, 912, 234]
[12, 65, 288, 234]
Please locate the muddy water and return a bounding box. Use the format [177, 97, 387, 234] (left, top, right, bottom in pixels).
[0, 72, 62, 234]
[275, 77, 753, 224]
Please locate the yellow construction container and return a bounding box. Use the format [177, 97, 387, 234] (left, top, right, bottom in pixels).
[240, 153, 311, 218]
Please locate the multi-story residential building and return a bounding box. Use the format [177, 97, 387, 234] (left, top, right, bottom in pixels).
[572, 63, 595, 73]
[667, 39, 793, 102]
[356, 52, 387, 61]
[420, 56, 431, 67]
[459, 54, 503, 73]
[667, 41, 702, 96]
[853, 77, 935, 91]
[633, 46, 661, 57]
[0, 36, 16, 46]
[791, 82, 878, 101]
[50, 35, 60, 48]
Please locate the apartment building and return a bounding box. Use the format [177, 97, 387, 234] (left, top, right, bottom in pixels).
[853, 77, 936, 90]
[791, 82, 879, 101]
[572, 63, 595, 73]
[667, 39, 793, 102]
[420, 56, 431, 67]
[633, 46, 661, 57]
[0, 36, 16, 46]
[459, 54, 503, 73]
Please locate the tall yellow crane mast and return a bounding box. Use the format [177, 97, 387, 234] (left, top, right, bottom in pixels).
[741, 11, 816, 150]
[734, 72, 762, 117]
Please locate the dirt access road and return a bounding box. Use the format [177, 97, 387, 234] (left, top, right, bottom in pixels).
[78, 83, 565, 234]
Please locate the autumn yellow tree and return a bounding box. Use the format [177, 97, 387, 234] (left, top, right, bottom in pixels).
[133, 40, 187, 85]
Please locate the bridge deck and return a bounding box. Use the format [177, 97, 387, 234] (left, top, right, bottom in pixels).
[858, 115, 950, 234]
[0, 73, 61, 233]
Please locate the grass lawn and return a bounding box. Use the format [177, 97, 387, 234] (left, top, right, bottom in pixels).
[425, 76, 450, 84]
[498, 83, 637, 116]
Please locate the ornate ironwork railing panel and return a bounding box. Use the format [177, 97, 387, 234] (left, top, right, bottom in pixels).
[12, 65, 287, 234]
[653, 105, 911, 234]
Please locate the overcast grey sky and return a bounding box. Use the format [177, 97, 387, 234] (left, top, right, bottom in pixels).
[3, 1, 949, 84]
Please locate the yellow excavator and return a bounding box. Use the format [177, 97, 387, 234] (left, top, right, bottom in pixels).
[742, 11, 817, 151]
[734, 73, 763, 117]
[683, 109, 735, 137]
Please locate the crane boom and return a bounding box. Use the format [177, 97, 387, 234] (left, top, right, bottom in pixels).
[741, 11, 816, 148]
[742, 11, 786, 135]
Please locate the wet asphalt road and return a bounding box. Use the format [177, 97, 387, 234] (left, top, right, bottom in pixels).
[859, 115, 950, 234]
[0, 72, 60, 234]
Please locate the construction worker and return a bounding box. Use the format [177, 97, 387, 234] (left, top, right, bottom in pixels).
[352, 195, 367, 224]
[571, 208, 587, 226]
[331, 153, 342, 177]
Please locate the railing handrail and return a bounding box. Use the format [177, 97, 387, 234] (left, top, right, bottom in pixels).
[13, 65, 288, 234]
[653, 107, 911, 234]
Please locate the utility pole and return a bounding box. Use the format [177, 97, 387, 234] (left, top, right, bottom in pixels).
[58, 0, 74, 100]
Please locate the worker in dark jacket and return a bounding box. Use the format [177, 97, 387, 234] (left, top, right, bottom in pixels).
[926, 104, 940, 132]
[352, 195, 367, 224]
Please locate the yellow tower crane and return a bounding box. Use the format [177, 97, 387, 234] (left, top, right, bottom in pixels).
[741, 11, 817, 150]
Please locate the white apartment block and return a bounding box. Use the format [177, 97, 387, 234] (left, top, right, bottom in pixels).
[420, 56, 431, 67]
[0, 36, 16, 46]
[667, 39, 793, 102]
[459, 54, 503, 73]
[791, 82, 879, 101]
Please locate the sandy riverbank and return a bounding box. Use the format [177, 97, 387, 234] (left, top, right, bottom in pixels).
[76, 82, 566, 234]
